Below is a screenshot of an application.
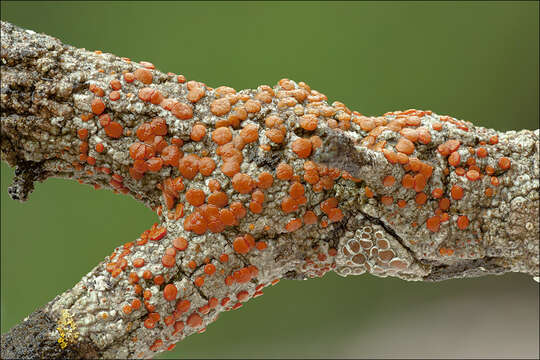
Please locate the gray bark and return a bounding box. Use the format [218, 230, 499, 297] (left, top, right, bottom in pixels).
[1, 21, 538, 359]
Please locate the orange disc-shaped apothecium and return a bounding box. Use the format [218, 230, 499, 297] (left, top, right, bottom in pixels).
[91, 98, 105, 115]
[190, 124, 206, 141]
[210, 98, 231, 116]
[451, 185, 464, 200]
[257, 172, 274, 189]
[498, 157, 511, 170]
[303, 211, 317, 225]
[179, 154, 199, 179]
[382, 175, 395, 187]
[457, 215, 469, 230]
[172, 102, 193, 120]
[291, 138, 312, 158]
[232, 173, 254, 194]
[240, 123, 259, 143]
[163, 284, 178, 301]
[204, 263, 216, 275]
[173, 237, 188, 251]
[187, 313, 203, 328]
[105, 122, 123, 139]
[276, 163, 293, 180]
[233, 236, 250, 254]
[185, 188, 206, 207]
[426, 215, 441, 232]
[395, 138, 415, 155]
[212, 127, 233, 145]
[176, 300, 191, 315]
[134, 68, 153, 84]
[162, 254, 176, 268]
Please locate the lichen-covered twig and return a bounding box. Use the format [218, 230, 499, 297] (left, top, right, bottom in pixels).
[1, 21, 538, 359]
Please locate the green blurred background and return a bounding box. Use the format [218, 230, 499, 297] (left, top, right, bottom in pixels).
[1, 1, 538, 358]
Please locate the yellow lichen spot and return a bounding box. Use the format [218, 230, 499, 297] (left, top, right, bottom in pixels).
[56, 309, 79, 349]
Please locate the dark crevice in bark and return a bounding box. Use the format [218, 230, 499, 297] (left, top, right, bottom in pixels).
[358, 209, 418, 261]
[422, 257, 508, 281]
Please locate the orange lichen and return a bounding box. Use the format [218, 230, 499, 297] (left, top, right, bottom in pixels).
[431, 188, 443, 199]
[212, 127, 233, 145]
[171, 102, 193, 120]
[194, 276, 205, 287]
[285, 218, 302, 232]
[11, 55, 526, 351]
[134, 68, 153, 84]
[381, 196, 393, 206]
[276, 163, 293, 180]
[466, 169, 480, 181]
[232, 173, 255, 194]
[233, 236, 251, 254]
[476, 147, 488, 158]
[415, 192, 427, 205]
[91, 99, 105, 115]
[162, 254, 176, 268]
[178, 154, 199, 179]
[451, 185, 464, 200]
[382, 175, 395, 187]
[210, 98, 231, 116]
[291, 138, 312, 158]
[395, 138, 415, 155]
[104, 122, 123, 139]
[498, 157, 511, 170]
[457, 215, 469, 230]
[439, 198, 450, 211]
[187, 86, 206, 103]
[257, 172, 274, 189]
[413, 173, 426, 192]
[185, 188, 206, 207]
[426, 215, 441, 232]
[207, 191, 228, 208]
[438, 139, 460, 157]
[401, 174, 414, 189]
[448, 152, 460, 167]
[328, 208, 344, 222]
[163, 284, 178, 301]
[133, 258, 145, 268]
[204, 264, 216, 275]
[245, 99, 261, 113]
[187, 313, 203, 328]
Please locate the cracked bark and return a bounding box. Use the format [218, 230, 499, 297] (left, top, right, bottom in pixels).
[1, 21, 538, 359]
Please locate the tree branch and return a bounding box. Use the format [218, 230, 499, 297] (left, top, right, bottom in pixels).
[1, 21, 538, 359]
